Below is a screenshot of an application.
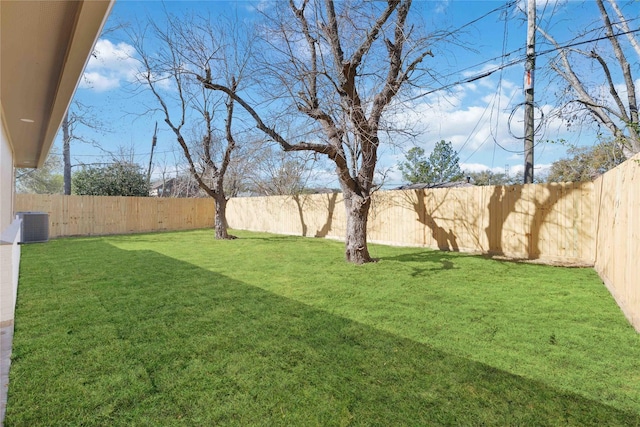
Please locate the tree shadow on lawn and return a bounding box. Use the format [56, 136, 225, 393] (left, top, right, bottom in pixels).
[379, 249, 472, 274]
[378, 248, 587, 275]
[8, 240, 640, 426]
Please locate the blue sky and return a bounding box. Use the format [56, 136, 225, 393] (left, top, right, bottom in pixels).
[58, 0, 639, 187]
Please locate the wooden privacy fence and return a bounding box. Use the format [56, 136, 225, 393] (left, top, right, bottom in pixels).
[593, 154, 640, 331]
[226, 182, 596, 265]
[15, 195, 214, 238]
[17, 184, 597, 264]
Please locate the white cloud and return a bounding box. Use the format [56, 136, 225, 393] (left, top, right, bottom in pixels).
[460, 163, 491, 173]
[461, 62, 502, 79]
[505, 163, 551, 178]
[79, 72, 120, 92]
[308, 167, 340, 189]
[388, 74, 527, 155]
[137, 70, 174, 92]
[377, 164, 403, 188]
[79, 39, 140, 92]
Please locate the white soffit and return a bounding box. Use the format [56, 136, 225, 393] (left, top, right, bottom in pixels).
[0, 0, 113, 168]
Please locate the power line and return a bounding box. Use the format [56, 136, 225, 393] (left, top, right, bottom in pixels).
[410, 26, 640, 101]
[457, 4, 512, 160]
[459, 20, 640, 162]
[71, 148, 182, 158]
[489, 2, 512, 171]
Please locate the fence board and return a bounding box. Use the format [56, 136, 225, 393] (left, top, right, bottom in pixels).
[15, 185, 598, 262]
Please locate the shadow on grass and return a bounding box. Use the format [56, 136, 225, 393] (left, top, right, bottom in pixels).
[379, 248, 474, 263]
[379, 249, 469, 274]
[8, 240, 639, 426]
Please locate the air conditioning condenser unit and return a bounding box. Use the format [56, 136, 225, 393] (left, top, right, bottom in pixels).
[16, 211, 49, 243]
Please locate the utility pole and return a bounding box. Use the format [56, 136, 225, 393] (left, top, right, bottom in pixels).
[147, 122, 158, 189]
[62, 112, 72, 195]
[524, 0, 536, 184]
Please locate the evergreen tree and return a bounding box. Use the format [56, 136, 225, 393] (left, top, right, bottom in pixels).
[398, 147, 430, 184]
[399, 141, 463, 184]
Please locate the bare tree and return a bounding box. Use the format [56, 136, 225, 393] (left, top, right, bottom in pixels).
[539, 0, 639, 154]
[61, 101, 108, 195]
[130, 13, 254, 239]
[199, 0, 433, 263]
[62, 113, 71, 195]
[236, 125, 324, 197]
[249, 149, 318, 196]
[16, 152, 63, 194]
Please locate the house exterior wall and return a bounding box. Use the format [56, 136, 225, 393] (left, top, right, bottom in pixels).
[1, 117, 14, 232]
[0, 113, 21, 325]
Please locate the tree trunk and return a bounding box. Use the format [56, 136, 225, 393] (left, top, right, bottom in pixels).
[213, 193, 232, 240]
[62, 112, 71, 195]
[343, 189, 373, 264]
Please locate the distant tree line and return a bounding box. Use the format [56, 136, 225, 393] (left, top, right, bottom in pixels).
[396, 137, 626, 187]
[16, 135, 629, 196]
[545, 138, 626, 183]
[16, 158, 149, 197]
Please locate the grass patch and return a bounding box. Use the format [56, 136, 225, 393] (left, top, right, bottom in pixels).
[6, 229, 640, 425]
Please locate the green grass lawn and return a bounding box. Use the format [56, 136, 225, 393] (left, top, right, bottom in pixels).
[6, 229, 640, 426]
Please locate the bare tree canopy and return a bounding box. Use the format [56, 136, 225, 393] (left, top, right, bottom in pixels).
[249, 150, 318, 196]
[539, 0, 639, 154]
[197, 0, 434, 263]
[129, 12, 256, 239]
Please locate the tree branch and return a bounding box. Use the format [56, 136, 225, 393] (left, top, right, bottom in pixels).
[538, 26, 629, 146]
[596, 0, 639, 150]
[589, 49, 629, 122]
[606, 0, 640, 57]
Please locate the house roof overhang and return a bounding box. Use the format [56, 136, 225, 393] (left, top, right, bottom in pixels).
[1, 0, 114, 168]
